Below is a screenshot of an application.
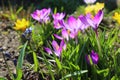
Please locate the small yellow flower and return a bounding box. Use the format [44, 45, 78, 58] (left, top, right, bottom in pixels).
[85, 2, 104, 14]
[113, 12, 120, 24]
[14, 18, 29, 31]
[85, 5, 95, 14]
[94, 2, 104, 14]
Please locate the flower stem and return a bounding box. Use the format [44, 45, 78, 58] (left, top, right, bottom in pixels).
[92, 65, 97, 80]
[95, 34, 102, 57]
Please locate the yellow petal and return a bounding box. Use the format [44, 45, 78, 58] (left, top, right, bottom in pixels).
[94, 2, 104, 14]
[85, 5, 95, 14]
[14, 18, 29, 31]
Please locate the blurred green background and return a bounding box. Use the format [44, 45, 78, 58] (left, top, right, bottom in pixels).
[0, 0, 119, 14]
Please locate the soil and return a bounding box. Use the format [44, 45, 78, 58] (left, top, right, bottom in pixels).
[0, 17, 21, 77]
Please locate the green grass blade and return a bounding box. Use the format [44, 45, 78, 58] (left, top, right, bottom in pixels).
[60, 70, 88, 80]
[0, 77, 7, 80]
[33, 52, 39, 72]
[16, 7, 23, 14]
[16, 41, 28, 80]
[55, 58, 62, 70]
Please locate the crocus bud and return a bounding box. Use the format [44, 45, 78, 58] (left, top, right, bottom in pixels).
[86, 50, 99, 65]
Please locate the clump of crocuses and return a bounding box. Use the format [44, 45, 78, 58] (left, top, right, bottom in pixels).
[86, 50, 99, 65]
[53, 15, 90, 40]
[54, 9, 103, 40]
[31, 8, 104, 59]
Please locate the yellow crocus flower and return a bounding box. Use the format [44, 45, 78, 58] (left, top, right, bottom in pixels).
[113, 12, 120, 24]
[94, 2, 104, 14]
[14, 18, 29, 31]
[85, 2, 104, 15]
[85, 5, 95, 14]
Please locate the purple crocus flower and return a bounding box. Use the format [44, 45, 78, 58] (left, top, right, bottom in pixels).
[84, 0, 96, 4]
[53, 13, 65, 29]
[80, 10, 103, 36]
[86, 50, 99, 65]
[86, 10, 103, 32]
[45, 40, 66, 57]
[63, 16, 81, 39]
[56, 16, 83, 39]
[53, 13, 65, 20]
[31, 8, 51, 23]
[90, 50, 99, 64]
[87, 10, 103, 30]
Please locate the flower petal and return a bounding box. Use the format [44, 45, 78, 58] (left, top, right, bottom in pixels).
[52, 40, 59, 51]
[67, 16, 77, 30]
[54, 34, 63, 40]
[53, 13, 65, 20]
[62, 29, 69, 41]
[93, 10, 103, 27]
[90, 50, 99, 64]
[60, 40, 66, 50]
[44, 47, 52, 54]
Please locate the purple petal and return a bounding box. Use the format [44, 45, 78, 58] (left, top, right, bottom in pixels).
[93, 10, 103, 27]
[53, 13, 65, 20]
[59, 20, 68, 29]
[84, 13, 96, 29]
[53, 20, 63, 29]
[90, 50, 99, 64]
[31, 10, 41, 21]
[60, 40, 66, 50]
[41, 8, 51, 19]
[69, 32, 78, 39]
[77, 18, 87, 31]
[79, 15, 91, 27]
[54, 34, 63, 40]
[62, 29, 69, 41]
[44, 47, 52, 54]
[52, 40, 60, 51]
[43, 17, 50, 23]
[54, 48, 62, 57]
[67, 16, 77, 30]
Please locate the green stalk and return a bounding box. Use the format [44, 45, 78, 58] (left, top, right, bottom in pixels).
[95, 34, 102, 57]
[92, 65, 97, 80]
[113, 53, 118, 79]
[41, 51, 55, 80]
